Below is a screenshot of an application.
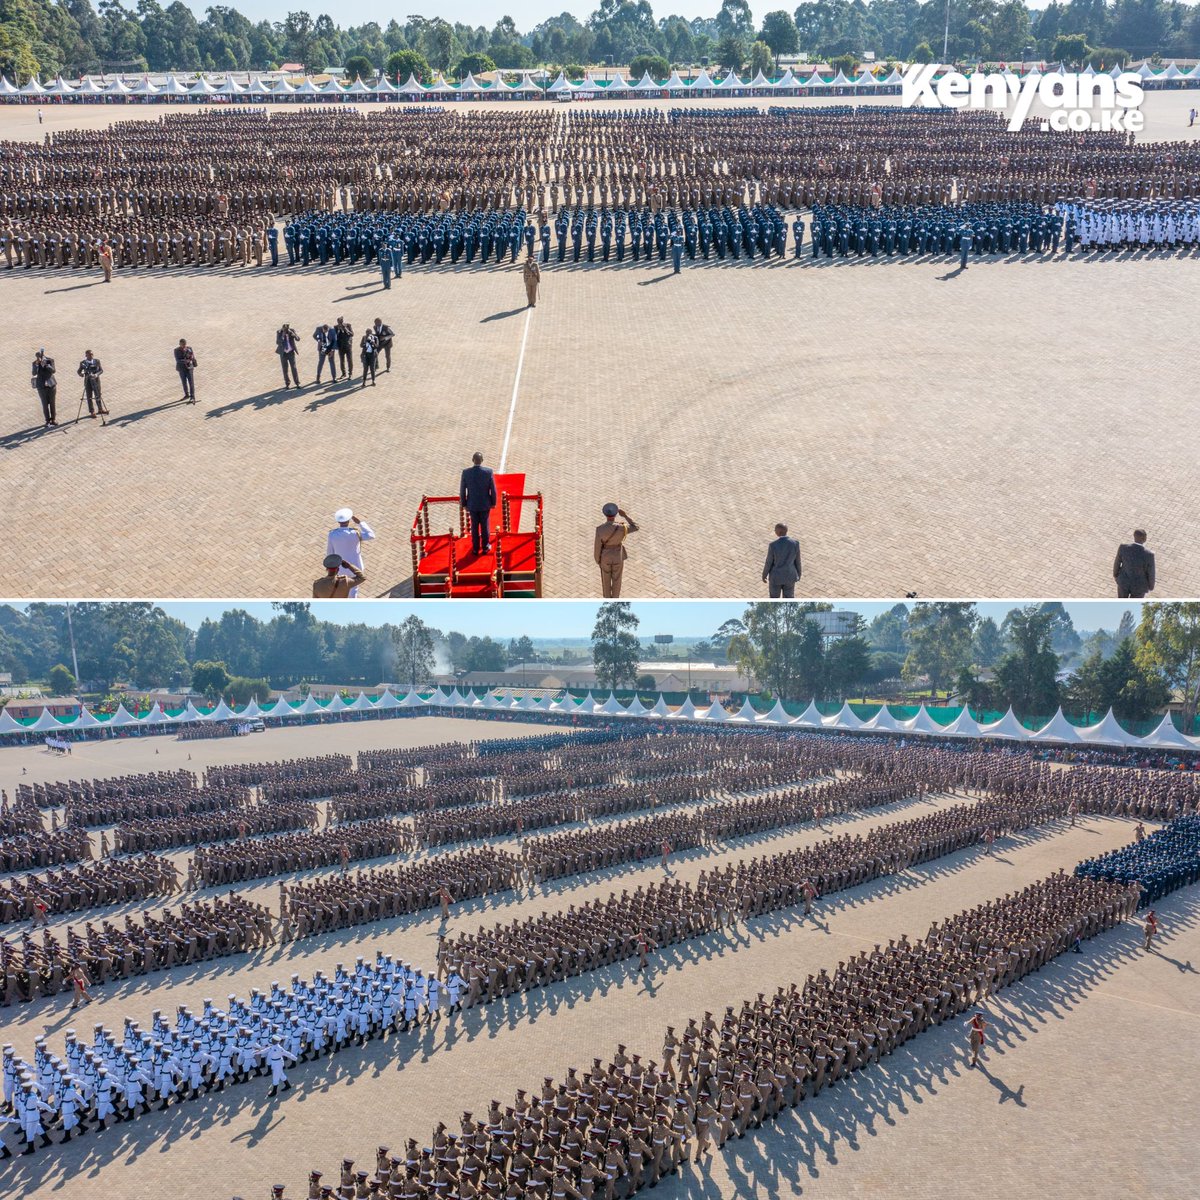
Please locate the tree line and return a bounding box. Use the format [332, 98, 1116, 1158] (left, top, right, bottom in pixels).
[589, 601, 1200, 730]
[4, 1, 1200, 87]
[2, 600, 1198, 731]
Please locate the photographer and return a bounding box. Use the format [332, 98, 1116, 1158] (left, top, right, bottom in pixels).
[30, 349, 58, 427]
[275, 324, 301, 389]
[312, 554, 365, 599]
[334, 317, 354, 380]
[371, 317, 394, 372]
[77, 350, 108, 418]
[173, 339, 197, 403]
[359, 328, 378, 389]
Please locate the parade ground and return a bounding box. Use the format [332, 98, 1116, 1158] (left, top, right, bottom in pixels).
[1, 718, 1197, 1200]
[4, 92, 1199, 600]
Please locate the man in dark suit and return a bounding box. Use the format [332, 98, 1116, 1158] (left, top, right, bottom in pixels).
[1113, 529, 1155, 598]
[460, 451, 498, 556]
[762, 523, 802, 598]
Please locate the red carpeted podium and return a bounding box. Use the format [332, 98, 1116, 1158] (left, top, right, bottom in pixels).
[410, 473, 544, 597]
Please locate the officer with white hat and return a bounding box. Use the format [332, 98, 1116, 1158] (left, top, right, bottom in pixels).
[325, 508, 375, 597]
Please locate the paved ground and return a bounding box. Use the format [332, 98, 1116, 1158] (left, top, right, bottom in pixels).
[1, 720, 1196, 1199]
[3, 92, 1198, 598]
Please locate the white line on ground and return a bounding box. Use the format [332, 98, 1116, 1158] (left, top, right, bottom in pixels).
[499, 307, 532, 471]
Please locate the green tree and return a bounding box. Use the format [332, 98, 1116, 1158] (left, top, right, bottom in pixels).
[990, 0, 1033, 58]
[464, 636, 507, 673]
[227, 675, 271, 706]
[1066, 638, 1166, 723]
[591, 603, 641, 691]
[749, 38, 773, 75]
[455, 51, 494, 76]
[972, 616, 1005, 668]
[342, 52, 372, 80]
[825, 635, 872, 701]
[728, 602, 828, 703]
[192, 660, 231, 699]
[0, 24, 40, 81]
[508, 635, 537, 664]
[428, 18, 455, 71]
[867, 603, 910, 654]
[716, 0, 755, 40]
[1052, 31, 1090, 64]
[391, 615, 438, 690]
[711, 617, 747, 663]
[903, 603, 978, 698]
[386, 47, 429, 80]
[628, 52, 668, 80]
[911, 40, 934, 62]
[715, 32, 746, 68]
[46, 663, 76, 695]
[1135, 603, 1200, 730]
[992, 606, 1061, 718]
[759, 10, 798, 66]
[829, 51, 858, 76]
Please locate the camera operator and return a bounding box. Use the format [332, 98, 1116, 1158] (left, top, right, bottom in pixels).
[313, 554, 365, 599]
[77, 350, 108, 418]
[275, 323, 301, 389]
[31, 348, 58, 427]
[173, 338, 197, 404]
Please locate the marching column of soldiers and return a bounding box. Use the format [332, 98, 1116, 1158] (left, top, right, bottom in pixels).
[6, 104, 1200, 275]
[0, 952, 464, 1157]
[295, 870, 1139, 1200]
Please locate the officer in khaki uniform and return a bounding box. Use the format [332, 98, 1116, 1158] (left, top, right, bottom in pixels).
[594, 503, 638, 598]
[313, 554, 365, 598]
[522, 250, 541, 307]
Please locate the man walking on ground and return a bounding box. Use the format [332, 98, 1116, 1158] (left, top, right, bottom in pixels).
[460, 452, 498, 557]
[762, 524, 802, 598]
[1113, 529, 1155, 598]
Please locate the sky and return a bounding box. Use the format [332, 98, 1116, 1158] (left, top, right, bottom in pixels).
[142, 600, 1148, 638]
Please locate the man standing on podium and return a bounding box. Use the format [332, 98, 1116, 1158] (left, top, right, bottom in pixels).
[460, 451, 498, 557]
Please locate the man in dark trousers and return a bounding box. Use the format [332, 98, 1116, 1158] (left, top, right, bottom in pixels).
[1113, 529, 1155, 598]
[334, 317, 354, 379]
[31, 349, 58, 426]
[762, 523, 802, 598]
[76, 349, 107, 417]
[173, 339, 197, 403]
[459, 451, 498, 556]
[371, 317, 395, 372]
[275, 324, 301, 388]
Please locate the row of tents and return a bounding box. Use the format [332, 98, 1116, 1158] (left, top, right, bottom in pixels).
[4, 60, 1199, 102]
[2, 688, 1196, 751]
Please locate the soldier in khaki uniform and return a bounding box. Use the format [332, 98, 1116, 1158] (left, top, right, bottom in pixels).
[522, 249, 541, 307]
[594, 503, 638, 598]
[313, 554, 365, 599]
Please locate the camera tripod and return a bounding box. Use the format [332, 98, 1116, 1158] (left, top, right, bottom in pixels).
[75, 389, 109, 427]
